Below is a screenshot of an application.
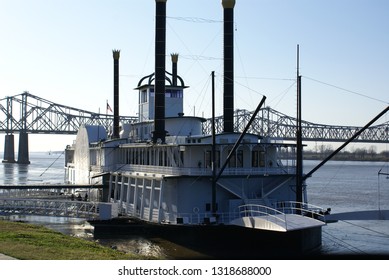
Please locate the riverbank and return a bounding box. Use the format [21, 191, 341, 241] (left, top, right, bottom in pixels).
[0, 220, 149, 260]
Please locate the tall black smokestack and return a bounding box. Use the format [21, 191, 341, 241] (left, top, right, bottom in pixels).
[222, 0, 235, 133]
[113, 49, 120, 139]
[171, 53, 178, 86]
[153, 0, 167, 144]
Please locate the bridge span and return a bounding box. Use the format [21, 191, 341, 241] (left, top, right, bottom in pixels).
[1, 92, 388, 164]
[0, 92, 137, 163]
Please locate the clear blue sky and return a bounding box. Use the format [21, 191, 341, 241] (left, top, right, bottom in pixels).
[1, 0, 388, 152]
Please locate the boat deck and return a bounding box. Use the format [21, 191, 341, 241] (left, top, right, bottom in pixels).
[231, 213, 325, 232]
[284, 214, 325, 231]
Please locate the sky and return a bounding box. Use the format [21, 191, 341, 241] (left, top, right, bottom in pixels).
[1, 0, 388, 152]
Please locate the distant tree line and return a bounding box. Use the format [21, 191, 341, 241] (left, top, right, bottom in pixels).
[303, 144, 389, 161]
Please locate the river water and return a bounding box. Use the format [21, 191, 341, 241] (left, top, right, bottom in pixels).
[1, 152, 389, 258]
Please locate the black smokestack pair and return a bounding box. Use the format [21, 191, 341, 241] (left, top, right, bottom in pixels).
[113, 49, 120, 139]
[151, 0, 235, 140]
[222, 0, 235, 133]
[153, 0, 167, 144]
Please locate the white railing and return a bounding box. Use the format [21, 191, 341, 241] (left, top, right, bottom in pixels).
[0, 198, 99, 219]
[237, 204, 288, 229]
[166, 201, 325, 228]
[274, 201, 326, 221]
[111, 164, 295, 177]
[0, 189, 65, 198]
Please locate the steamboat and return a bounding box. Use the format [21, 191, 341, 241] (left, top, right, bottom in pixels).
[65, 0, 326, 258]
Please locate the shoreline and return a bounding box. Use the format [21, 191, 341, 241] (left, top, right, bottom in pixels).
[0, 219, 147, 260]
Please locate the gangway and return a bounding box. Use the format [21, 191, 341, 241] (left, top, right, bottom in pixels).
[0, 198, 100, 219]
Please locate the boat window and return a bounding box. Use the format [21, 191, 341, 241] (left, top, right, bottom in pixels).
[141, 90, 148, 103]
[180, 151, 184, 166]
[227, 150, 243, 168]
[252, 147, 266, 167]
[205, 150, 220, 168]
[252, 150, 259, 167]
[228, 150, 235, 167]
[237, 150, 243, 168]
[259, 151, 265, 167]
[166, 89, 183, 98]
[205, 151, 211, 168]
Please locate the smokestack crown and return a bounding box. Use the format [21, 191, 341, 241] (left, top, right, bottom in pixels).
[222, 0, 235, 9]
[171, 53, 179, 63]
[112, 49, 120, 60]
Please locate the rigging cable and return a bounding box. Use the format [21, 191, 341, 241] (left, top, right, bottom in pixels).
[166, 16, 222, 24]
[268, 81, 297, 109]
[39, 151, 65, 177]
[234, 24, 255, 108]
[303, 76, 389, 105]
[342, 220, 389, 238]
[322, 228, 368, 254]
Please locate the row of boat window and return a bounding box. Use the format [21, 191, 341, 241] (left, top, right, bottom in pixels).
[140, 89, 183, 103]
[117, 148, 267, 168]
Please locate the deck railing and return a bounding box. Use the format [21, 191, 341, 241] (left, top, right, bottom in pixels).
[0, 198, 99, 219]
[169, 201, 326, 227]
[237, 204, 288, 229]
[109, 164, 295, 177]
[274, 201, 326, 221]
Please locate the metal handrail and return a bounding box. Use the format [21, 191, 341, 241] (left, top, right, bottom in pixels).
[172, 201, 326, 228]
[109, 164, 296, 177]
[0, 198, 99, 218]
[274, 201, 326, 221]
[237, 204, 288, 229]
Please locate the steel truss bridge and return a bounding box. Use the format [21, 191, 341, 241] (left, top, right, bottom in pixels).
[0, 91, 137, 135]
[203, 108, 389, 144]
[0, 91, 388, 149]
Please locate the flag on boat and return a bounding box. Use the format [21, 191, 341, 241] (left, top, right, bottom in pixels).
[106, 102, 113, 113]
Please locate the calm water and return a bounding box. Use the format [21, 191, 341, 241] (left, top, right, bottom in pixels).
[306, 160, 389, 256]
[0, 152, 65, 185]
[1, 152, 389, 257]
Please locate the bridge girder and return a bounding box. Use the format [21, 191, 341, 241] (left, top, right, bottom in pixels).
[202, 107, 389, 144]
[0, 92, 137, 135]
[1, 92, 388, 143]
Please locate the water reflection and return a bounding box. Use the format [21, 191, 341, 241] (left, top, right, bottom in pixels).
[1, 163, 30, 184]
[2, 163, 17, 185]
[0, 153, 64, 185]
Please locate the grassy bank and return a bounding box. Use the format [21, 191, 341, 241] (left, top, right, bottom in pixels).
[0, 220, 145, 260]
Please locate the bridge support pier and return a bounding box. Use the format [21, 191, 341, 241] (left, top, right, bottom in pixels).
[2, 134, 16, 163]
[17, 132, 30, 164]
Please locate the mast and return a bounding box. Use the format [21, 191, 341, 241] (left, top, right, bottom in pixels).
[211, 71, 217, 214]
[112, 50, 120, 139]
[296, 45, 303, 204]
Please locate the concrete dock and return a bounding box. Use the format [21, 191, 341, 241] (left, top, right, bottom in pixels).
[0, 253, 17, 260]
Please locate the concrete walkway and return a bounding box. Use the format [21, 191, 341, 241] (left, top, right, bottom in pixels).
[0, 253, 17, 260]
